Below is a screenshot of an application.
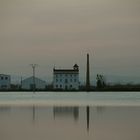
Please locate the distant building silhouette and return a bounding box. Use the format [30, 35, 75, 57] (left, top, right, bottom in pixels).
[0, 74, 11, 90]
[53, 64, 79, 90]
[21, 76, 46, 90]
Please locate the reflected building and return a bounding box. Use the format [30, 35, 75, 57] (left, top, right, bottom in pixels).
[53, 107, 79, 121]
[96, 106, 105, 113]
[0, 106, 11, 112]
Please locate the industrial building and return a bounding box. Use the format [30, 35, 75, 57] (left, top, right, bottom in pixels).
[0, 74, 11, 90]
[21, 76, 46, 90]
[53, 64, 79, 90]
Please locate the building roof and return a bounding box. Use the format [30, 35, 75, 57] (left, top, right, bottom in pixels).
[54, 69, 79, 72]
[73, 64, 79, 68]
[53, 64, 79, 74]
[22, 76, 46, 83]
[0, 74, 10, 77]
[53, 69, 79, 74]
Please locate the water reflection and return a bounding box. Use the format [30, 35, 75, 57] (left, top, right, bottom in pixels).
[32, 106, 36, 123]
[53, 106, 92, 132]
[86, 106, 90, 131]
[7, 106, 106, 132]
[0, 106, 11, 112]
[53, 107, 79, 121]
[96, 106, 105, 113]
[30, 106, 105, 132]
[0, 106, 140, 140]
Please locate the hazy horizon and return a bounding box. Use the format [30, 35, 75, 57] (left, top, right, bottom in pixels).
[0, 0, 140, 84]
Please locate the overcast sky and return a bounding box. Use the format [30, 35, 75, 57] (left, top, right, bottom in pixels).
[0, 0, 140, 83]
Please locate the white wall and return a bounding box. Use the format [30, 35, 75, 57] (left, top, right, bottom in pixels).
[0, 75, 11, 89]
[53, 73, 79, 90]
[22, 77, 46, 90]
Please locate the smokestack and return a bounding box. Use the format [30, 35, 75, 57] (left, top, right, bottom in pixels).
[86, 53, 90, 91]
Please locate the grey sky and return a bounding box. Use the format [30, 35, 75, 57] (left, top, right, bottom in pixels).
[0, 0, 140, 83]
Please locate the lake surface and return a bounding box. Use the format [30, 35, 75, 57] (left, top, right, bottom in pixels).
[0, 92, 140, 140]
[0, 92, 140, 106]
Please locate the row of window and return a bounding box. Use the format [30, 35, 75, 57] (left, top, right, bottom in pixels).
[0, 77, 9, 80]
[55, 74, 77, 78]
[55, 85, 73, 88]
[0, 85, 8, 88]
[55, 79, 77, 83]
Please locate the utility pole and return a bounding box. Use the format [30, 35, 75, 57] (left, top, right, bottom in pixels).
[30, 64, 38, 93]
[20, 76, 23, 90]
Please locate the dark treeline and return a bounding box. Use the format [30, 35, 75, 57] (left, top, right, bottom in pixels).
[1, 84, 140, 92]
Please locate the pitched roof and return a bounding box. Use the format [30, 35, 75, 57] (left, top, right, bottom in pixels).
[22, 76, 46, 83]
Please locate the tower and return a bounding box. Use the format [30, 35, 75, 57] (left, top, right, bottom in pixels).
[86, 53, 90, 91]
[73, 64, 79, 70]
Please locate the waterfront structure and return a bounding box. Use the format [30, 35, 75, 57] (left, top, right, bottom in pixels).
[53, 64, 79, 90]
[86, 53, 90, 91]
[21, 76, 46, 90]
[0, 74, 11, 89]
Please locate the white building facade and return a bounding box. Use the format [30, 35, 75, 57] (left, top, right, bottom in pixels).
[53, 64, 79, 90]
[22, 76, 46, 90]
[0, 74, 11, 89]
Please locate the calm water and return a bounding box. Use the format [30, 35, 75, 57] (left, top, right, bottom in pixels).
[0, 92, 140, 140]
[0, 92, 140, 106]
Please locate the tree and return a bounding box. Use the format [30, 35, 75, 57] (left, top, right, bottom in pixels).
[96, 74, 106, 89]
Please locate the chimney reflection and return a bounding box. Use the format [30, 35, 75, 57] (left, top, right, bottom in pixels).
[53, 107, 79, 121]
[86, 106, 90, 132]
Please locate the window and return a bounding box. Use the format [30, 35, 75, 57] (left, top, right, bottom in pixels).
[65, 79, 68, 83]
[1, 77, 3, 80]
[70, 85, 72, 88]
[60, 79, 62, 82]
[1, 85, 7, 89]
[74, 79, 77, 82]
[56, 85, 58, 88]
[65, 85, 68, 90]
[55, 74, 58, 78]
[56, 79, 58, 82]
[60, 85, 62, 88]
[70, 79, 72, 82]
[5, 77, 8, 80]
